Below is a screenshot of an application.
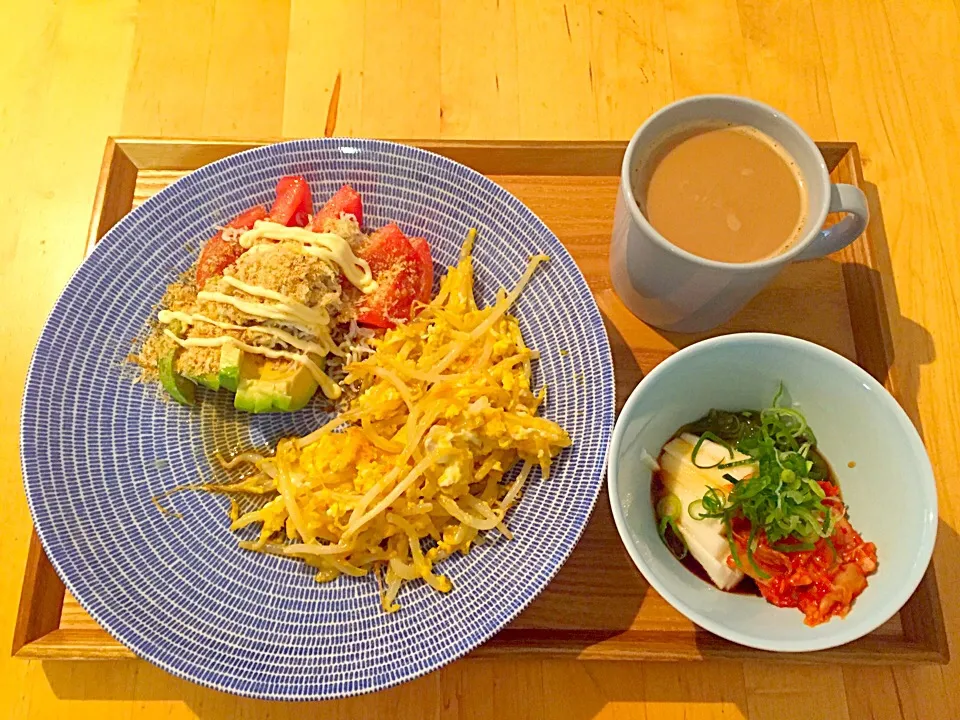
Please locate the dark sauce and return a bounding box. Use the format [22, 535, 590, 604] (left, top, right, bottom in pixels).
[651, 470, 761, 595]
[651, 411, 840, 596]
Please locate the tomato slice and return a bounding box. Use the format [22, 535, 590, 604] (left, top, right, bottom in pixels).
[227, 205, 268, 230]
[269, 176, 313, 227]
[311, 184, 363, 231]
[354, 224, 423, 328]
[195, 205, 267, 287]
[354, 280, 412, 328]
[408, 236, 433, 304]
[360, 224, 416, 272]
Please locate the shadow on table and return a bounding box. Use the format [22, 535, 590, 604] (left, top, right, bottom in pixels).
[603, 311, 645, 414]
[839, 259, 933, 439]
[39, 181, 945, 717]
[46, 522, 951, 715]
[470, 311, 650, 658]
[42, 313, 665, 716]
[847, 179, 936, 439]
[40, 656, 747, 718]
[648, 180, 934, 442]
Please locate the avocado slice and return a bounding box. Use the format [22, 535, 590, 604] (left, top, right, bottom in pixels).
[184, 373, 220, 390]
[175, 346, 222, 391]
[218, 344, 243, 392]
[193, 371, 221, 391]
[181, 344, 243, 392]
[158, 351, 196, 406]
[234, 356, 319, 413]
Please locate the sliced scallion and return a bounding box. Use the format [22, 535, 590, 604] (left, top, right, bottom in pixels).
[686, 384, 834, 574]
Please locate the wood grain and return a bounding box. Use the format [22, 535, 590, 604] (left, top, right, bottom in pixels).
[201, 0, 289, 138]
[3, 1, 960, 718]
[439, 1, 520, 139]
[361, 1, 441, 139]
[11, 534, 65, 657]
[283, 2, 366, 139]
[121, 0, 217, 136]
[84, 139, 138, 255]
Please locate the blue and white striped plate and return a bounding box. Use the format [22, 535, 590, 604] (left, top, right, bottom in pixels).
[21, 139, 614, 700]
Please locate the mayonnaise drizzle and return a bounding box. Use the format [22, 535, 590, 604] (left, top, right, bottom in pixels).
[237, 220, 377, 294]
[158, 220, 378, 401]
[197, 287, 327, 334]
[158, 309, 343, 358]
[223, 275, 331, 324]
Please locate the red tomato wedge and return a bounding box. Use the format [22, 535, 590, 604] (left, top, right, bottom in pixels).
[355, 224, 424, 328]
[360, 224, 416, 272]
[228, 205, 269, 230]
[269, 176, 313, 227]
[409, 236, 433, 303]
[195, 205, 267, 287]
[311, 184, 363, 231]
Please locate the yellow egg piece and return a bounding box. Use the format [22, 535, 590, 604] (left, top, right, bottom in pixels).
[217, 231, 570, 613]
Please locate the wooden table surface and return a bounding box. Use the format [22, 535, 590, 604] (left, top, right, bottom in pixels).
[2, 1, 958, 718]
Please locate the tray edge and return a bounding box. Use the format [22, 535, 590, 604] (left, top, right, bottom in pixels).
[16, 137, 949, 665]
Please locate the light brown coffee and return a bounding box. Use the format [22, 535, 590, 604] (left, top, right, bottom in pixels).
[634, 123, 807, 263]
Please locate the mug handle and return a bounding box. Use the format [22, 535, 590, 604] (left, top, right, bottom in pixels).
[795, 183, 869, 260]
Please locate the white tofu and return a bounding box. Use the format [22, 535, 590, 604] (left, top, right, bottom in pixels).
[658, 434, 756, 591]
[676, 524, 744, 590]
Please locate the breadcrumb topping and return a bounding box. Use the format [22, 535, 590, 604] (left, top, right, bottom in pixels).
[136, 222, 365, 381]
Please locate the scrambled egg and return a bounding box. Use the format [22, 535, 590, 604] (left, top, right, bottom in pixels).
[223, 230, 571, 611]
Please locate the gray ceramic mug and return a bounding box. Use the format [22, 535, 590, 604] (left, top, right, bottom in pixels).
[610, 95, 869, 333]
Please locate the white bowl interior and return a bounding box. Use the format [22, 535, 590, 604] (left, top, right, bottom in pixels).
[608, 334, 937, 651]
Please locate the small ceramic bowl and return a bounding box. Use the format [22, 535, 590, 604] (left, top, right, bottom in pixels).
[607, 333, 938, 652]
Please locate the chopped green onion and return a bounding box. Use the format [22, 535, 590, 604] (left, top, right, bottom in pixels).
[746, 523, 771, 579]
[690, 431, 735, 468]
[657, 514, 688, 560]
[717, 457, 755, 470]
[727, 530, 744, 572]
[688, 383, 835, 575]
[656, 494, 682, 521]
[771, 382, 785, 408]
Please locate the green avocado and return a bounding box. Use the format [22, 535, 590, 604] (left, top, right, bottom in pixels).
[176, 347, 222, 391]
[158, 351, 196, 406]
[200, 374, 220, 391]
[191, 371, 221, 391]
[218, 344, 243, 392]
[234, 356, 319, 413]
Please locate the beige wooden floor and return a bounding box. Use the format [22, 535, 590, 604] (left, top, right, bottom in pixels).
[2, 1, 959, 718]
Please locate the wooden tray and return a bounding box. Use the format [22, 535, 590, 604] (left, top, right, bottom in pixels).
[14, 138, 949, 664]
